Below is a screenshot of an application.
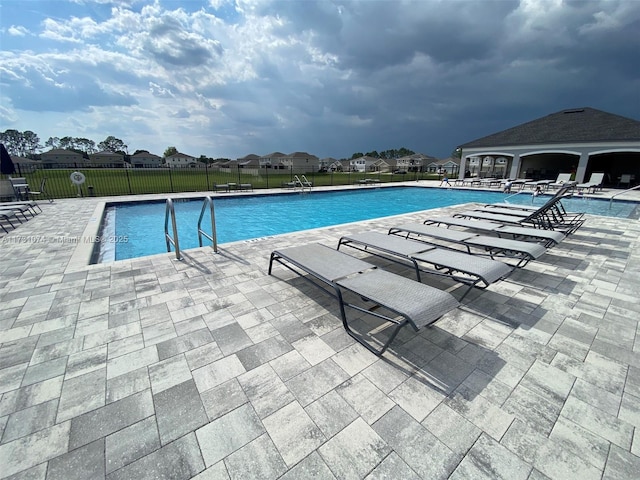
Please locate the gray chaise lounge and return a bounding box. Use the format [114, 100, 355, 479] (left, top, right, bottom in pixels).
[337, 231, 513, 300]
[269, 243, 459, 355]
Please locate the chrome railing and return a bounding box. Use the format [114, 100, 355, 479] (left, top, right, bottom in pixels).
[197, 196, 218, 253]
[609, 184, 640, 208]
[164, 198, 181, 260]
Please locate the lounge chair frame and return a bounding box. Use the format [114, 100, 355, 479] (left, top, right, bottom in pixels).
[423, 217, 565, 248]
[337, 231, 513, 300]
[269, 243, 459, 355]
[388, 223, 547, 268]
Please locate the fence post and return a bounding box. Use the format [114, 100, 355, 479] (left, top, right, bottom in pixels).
[205, 163, 210, 191]
[168, 166, 174, 193]
[125, 167, 132, 194]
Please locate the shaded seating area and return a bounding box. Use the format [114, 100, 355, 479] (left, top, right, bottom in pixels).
[269, 243, 459, 355]
[337, 231, 513, 300]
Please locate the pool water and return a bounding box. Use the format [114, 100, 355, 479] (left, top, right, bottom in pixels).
[104, 186, 638, 261]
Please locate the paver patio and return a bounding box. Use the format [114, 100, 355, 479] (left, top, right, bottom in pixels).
[1, 184, 639, 479]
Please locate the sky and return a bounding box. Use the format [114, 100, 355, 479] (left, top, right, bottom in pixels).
[1, 0, 638, 160]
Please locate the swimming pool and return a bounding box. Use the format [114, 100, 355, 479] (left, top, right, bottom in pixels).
[101, 186, 639, 262]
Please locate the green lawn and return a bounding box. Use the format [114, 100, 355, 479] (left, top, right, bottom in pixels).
[19, 168, 439, 199]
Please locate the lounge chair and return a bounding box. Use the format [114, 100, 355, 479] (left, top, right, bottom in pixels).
[617, 174, 632, 188]
[423, 217, 565, 248]
[576, 172, 605, 194]
[9, 177, 29, 201]
[484, 184, 574, 212]
[24, 178, 53, 203]
[0, 209, 22, 233]
[0, 203, 34, 221]
[337, 231, 513, 300]
[548, 173, 577, 190]
[269, 243, 459, 355]
[456, 187, 585, 234]
[524, 179, 553, 190]
[388, 223, 547, 267]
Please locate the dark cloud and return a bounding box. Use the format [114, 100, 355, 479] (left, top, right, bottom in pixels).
[1, 0, 637, 159]
[143, 15, 222, 67]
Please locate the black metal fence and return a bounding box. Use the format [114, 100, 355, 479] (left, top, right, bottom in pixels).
[5, 163, 438, 200]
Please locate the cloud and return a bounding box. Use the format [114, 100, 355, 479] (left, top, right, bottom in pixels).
[0, 0, 637, 159]
[7, 25, 29, 36]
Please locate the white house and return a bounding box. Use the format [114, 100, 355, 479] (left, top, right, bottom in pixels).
[165, 152, 197, 168]
[349, 155, 379, 172]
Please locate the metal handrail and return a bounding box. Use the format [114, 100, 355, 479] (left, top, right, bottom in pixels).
[164, 198, 181, 260]
[293, 175, 312, 192]
[503, 188, 534, 204]
[609, 184, 640, 208]
[197, 196, 218, 253]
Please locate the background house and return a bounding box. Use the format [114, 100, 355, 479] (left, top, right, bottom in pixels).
[89, 151, 125, 168]
[40, 149, 85, 168]
[130, 151, 162, 168]
[165, 152, 197, 168]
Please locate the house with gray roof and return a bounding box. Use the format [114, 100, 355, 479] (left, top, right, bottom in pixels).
[457, 107, 640, 185]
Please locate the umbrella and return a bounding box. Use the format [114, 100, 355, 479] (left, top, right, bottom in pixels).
[1, 143, 16, 175]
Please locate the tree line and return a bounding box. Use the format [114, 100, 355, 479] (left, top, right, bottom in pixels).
[0, 129, 129, 158]
[1, 128, 423, 163]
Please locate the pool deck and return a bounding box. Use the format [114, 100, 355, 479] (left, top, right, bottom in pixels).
[1, 182, 639, 479]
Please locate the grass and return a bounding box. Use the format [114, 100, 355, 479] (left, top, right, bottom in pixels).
[16, 168, 439, 199]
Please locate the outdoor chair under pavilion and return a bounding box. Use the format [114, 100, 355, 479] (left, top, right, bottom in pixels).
[575, 172, 605, 194]
[269, 243, 459, 356]
[336, 231, 513, 300]
[548, 173, 577, 189]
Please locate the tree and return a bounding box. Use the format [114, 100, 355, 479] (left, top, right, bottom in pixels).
[0, 129, 22, 155]
[133, 149, 149, 155]
[22, 131, 41, 157]
[365, 150, 380, 158]
[350, 152, 364, 160]
[98, 136, 128, 154]
[164, 146, 178, 158]
[76, 138, 97, 154]
[45, 137, 61, 150]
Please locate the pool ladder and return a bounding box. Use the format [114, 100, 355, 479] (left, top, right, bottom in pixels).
[295, 175, 312, 192]
[164, 198, 181, 260]
[197, 196, 218, 253]
[164, 196, 218, 260]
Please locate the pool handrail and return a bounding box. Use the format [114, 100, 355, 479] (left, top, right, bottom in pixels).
[609, 184, 640, 208]
[164, 198, 181, 260]
[198, 196, 218, 253]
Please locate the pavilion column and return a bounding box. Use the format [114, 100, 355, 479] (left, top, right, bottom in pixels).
[575, 152, 589, 183]
[458, 157, 467, 180]
[508, 154, 521, 179]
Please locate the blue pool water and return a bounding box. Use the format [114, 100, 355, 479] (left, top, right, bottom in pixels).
[105, 187, 638, 261]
